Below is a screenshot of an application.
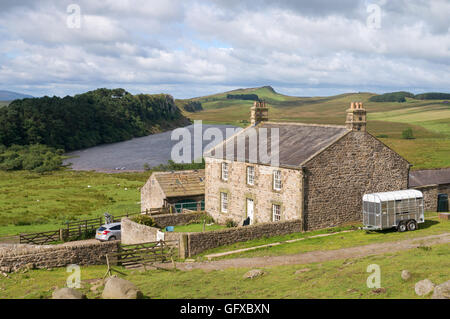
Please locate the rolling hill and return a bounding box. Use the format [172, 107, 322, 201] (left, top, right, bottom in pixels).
[178, 86, 450, 170]
[0, 90, 33, 101]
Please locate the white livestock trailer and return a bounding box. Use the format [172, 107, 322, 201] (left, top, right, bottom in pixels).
[363, 189, 424, 232]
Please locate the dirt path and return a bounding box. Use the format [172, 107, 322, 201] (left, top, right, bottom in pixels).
[157, 233, 450, 271]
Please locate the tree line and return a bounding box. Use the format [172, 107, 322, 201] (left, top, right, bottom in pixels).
[369, 91, 450, 102]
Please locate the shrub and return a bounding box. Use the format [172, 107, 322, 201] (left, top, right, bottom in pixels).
[151, 159, 205, 171]
[401, 128, 414, 139]
[225, 219, 237, 228]
[0, 144, 63, 172]
[200, 215, 215, 224]
[132, 215, 157, 227]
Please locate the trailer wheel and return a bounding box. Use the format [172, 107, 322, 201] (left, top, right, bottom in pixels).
[407, 220, 417, 231]
[397, 221, 407, 232]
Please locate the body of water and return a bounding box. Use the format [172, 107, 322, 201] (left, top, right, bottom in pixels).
[63, 124, 238, 171]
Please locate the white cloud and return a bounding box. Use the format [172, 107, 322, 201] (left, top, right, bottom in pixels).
[0, 0, 448, 98]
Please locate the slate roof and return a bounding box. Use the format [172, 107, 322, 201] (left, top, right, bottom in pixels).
[409, 168, 450, 187]
[153, 169, 205, 197]
[204, 122, 350, 167]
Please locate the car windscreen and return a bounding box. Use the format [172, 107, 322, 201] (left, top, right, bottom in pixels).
[98, 227, 106, 231]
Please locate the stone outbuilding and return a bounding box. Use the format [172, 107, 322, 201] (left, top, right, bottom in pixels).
[141, 169, 205, 213]
[203, 101, 411, 230]
[410, 168, 450, 211]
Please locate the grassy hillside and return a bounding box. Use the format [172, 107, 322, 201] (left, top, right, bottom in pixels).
[0, 170, 149, 235]
[181, 87, 450, 169]
[1, 242, 448, 299]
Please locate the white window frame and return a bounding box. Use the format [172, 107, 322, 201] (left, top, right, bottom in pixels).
[221, 162, 229, 181]
[272, 204, 281, 222]
[221, 192, 228, 213]
[247, 166, 255, 185]
[273, 170, 282, 190]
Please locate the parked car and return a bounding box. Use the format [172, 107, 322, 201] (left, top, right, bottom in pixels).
[95, 222, 121, 241]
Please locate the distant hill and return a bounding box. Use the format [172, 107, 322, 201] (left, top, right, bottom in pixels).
[0, 90, 33, 101]
[0, 88, 190, 151]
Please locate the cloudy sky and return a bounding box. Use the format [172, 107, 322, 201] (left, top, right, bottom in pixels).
[0, 0, 449, 98]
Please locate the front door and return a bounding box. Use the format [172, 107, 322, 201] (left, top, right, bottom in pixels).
[246, 198, 254, 225]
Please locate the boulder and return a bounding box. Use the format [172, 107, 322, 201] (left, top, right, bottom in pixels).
[432, 280, 450, 299]
[415, 279, 435, 296]
[401, 270, 411, 281]
[52, 288, 86, 299]
[243, 269, 264, 279]
[102, 276, 143, 299]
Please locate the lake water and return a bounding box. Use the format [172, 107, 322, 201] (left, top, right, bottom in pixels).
[63, 124, 238, 171]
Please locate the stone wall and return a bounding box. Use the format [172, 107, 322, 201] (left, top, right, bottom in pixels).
[186, 219, 302, 256]
[121, 217, 302, 258]
[153, 211, 205, 228]
[0, 240, 119, 273]
[141, 173, 166, 211]
[414, 183, 450, 211]
[121, 217, 160, 244]
[205, 157, 302, 225]
[303, 131, 409, 230]
[414, 185, 438, 211]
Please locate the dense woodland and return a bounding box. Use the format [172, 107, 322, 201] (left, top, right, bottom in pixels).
[0, 88, 190, 172]
[369, 91, 450, 102]
[0, 88, 188, 151]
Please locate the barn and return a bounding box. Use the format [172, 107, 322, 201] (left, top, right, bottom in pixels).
[141, 169, 205, 213]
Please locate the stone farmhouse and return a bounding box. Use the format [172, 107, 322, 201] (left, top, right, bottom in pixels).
[203, 101, 411, 230]
[141, 170, 205, 213]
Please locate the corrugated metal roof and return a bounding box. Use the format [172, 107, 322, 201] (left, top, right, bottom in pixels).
[204, 122, 350, 167]
[363, 189, 423, 203]
[153, 169, 205, 198]
[409, 168, 450, 187]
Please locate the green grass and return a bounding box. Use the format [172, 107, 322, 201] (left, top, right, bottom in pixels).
[196, 214, 449, 260]
[1, 243, 448, 299]
[182, 87, 450, 170]
[162, 223, 227, 233]
[0, 170, 149, 235]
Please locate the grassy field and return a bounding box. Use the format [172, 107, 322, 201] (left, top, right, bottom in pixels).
[196, 214, 449, 260]
[182, 87, 450, 170]
[0, 170, 149, 235]
[0, 242, 448, 299]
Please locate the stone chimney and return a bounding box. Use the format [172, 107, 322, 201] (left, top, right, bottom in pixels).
[345, 102, 366, 131]
[250, 100, 269, 126]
